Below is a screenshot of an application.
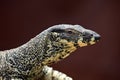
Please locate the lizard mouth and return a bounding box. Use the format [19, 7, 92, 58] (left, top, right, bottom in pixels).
[77, 40, 88, 47]
[77, 36, 100, 47]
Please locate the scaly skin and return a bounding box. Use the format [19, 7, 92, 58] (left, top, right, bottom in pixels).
[0, 24, 100, 80]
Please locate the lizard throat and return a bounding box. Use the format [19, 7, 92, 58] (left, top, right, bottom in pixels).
[42, 39, 77, 65]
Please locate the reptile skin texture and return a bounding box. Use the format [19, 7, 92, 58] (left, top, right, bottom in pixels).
[0, 24, 100, 80]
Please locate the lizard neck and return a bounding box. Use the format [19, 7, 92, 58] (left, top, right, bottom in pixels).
[3, 30, 49, 77]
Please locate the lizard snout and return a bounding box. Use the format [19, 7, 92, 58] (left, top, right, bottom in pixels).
[77, 30, 100, 47]
[94, 34, 101, 42]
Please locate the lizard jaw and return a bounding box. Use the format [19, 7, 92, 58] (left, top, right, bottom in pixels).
[77, 37, 99, 47]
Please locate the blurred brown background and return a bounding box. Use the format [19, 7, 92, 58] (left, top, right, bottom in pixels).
[0, 0, 120, 80]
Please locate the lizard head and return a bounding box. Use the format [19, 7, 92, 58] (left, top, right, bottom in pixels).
[42, 24, 100, 65]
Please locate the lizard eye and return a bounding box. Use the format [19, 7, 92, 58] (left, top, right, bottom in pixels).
[67, 30, 73, 34]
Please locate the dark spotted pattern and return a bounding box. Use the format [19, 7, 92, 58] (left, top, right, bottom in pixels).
[0, 24, 100, 80]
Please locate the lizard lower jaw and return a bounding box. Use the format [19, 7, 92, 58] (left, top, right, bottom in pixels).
[77, 40, 88, 47]
[77, 40, 96, 47]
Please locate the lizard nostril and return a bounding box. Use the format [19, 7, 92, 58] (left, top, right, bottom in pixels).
[90, 34, 93, 36]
